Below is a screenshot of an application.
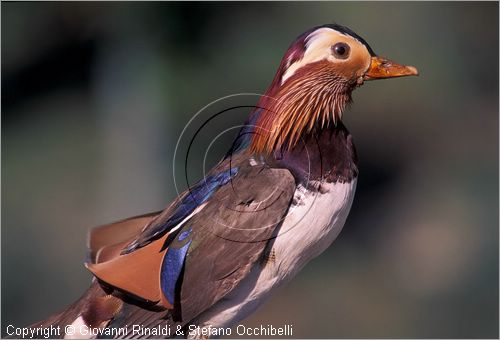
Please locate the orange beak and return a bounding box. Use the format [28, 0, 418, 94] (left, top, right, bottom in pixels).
[364, 56, 419, 80]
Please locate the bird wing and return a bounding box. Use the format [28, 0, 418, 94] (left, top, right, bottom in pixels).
[86, 162, 241, 307]
[86, 157, 296, 325]
[167, 163, 296, 323]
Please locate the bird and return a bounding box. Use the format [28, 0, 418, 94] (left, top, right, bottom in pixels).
[29, 23, 418, 339]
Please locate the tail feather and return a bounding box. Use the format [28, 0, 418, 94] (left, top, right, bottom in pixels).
[24, 281, 179, 339]
[25, 281, 108, 338]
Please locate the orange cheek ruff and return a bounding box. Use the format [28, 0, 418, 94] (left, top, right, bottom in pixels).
[250, 60, 353, 154]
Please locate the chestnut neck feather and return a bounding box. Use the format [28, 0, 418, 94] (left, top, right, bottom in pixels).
[250, 60, 353, 154]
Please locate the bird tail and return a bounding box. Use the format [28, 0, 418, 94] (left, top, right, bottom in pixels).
[22, 281, 110, 338]
[22, 280, 177, 339]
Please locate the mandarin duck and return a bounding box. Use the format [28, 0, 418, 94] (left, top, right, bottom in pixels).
[30, 24, 418, 339]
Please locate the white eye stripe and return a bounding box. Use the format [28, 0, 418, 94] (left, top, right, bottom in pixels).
[306, 27, 366, 51]
[305, 27, 336, 48]
[280, 27, 370, 85]
[281, 31, 334, 84]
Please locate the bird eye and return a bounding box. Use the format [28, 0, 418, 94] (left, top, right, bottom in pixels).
[332, 42, 350, 59]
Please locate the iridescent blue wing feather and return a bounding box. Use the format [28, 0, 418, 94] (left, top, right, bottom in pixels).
[121, 167, 238, 254]
[159, 162, 296, 320]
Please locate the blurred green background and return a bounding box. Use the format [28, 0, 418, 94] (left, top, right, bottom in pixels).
[2, 2, 498, 338]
